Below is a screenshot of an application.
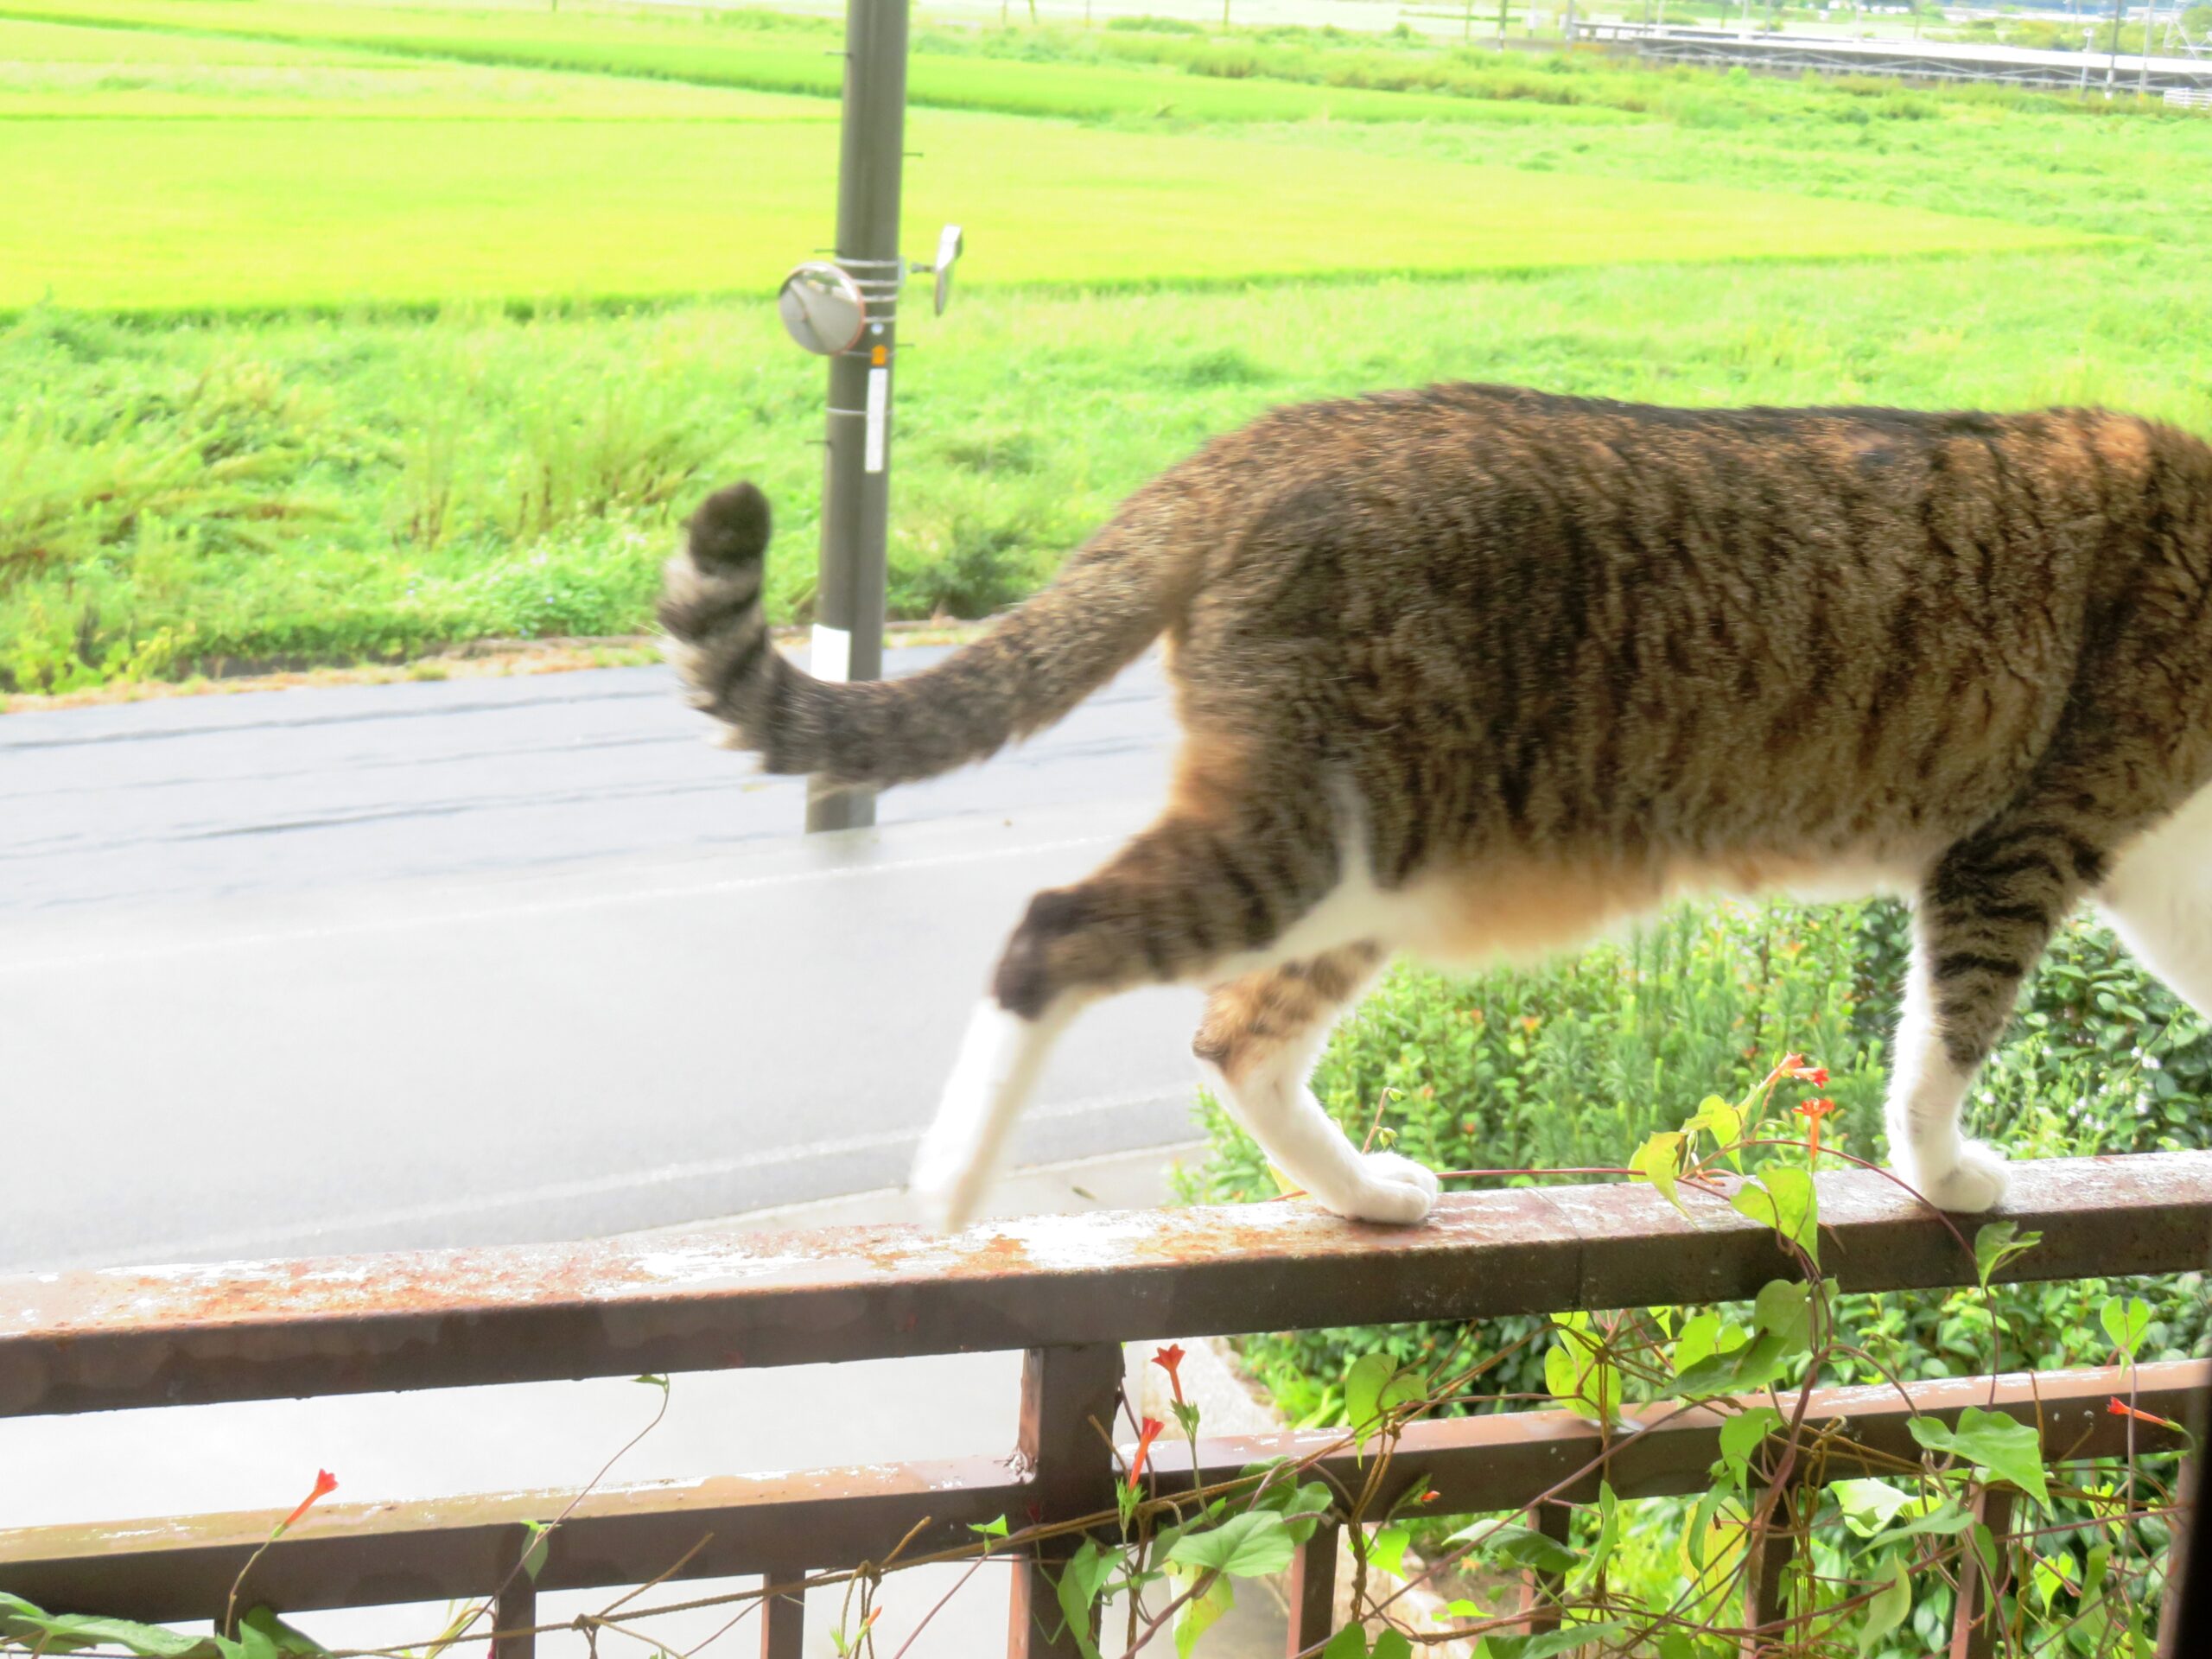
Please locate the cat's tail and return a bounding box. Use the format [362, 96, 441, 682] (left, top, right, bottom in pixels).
[659, 481, 1192, 787]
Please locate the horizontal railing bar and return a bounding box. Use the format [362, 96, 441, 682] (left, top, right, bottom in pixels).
[1154, 1359, 2208, 1510]
[3, 1362, 2200, 1623]
[3, 1153, 2206, 1419]
[0, 1456, 1029, 1623]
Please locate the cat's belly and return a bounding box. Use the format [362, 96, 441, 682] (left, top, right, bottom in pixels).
[1280, 848, 1931, 972]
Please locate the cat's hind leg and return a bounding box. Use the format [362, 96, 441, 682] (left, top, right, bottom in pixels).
[1893, 817, 2106, 1211]
[2096, 785, 2212, 1016]
[1193, 944, 1438, 1224]
[909, 786, 1376, 1230]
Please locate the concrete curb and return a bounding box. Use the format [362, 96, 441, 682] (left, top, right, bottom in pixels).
[625, 1139, 1211, 1236]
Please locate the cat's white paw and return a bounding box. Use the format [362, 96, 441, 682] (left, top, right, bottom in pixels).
[1911, 1141, 2011, 1214]
[1322, 1152, 1441, 1225]
[908, 1135, 988, 1234]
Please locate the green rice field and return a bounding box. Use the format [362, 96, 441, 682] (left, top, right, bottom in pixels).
[0, 98, 2088, 311]
[0, 0, 1637, 122]
[1, 0, 2205, 696]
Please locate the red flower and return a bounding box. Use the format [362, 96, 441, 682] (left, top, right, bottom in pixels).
[1779, 1055, 1829, 1085]
[276, 1469, 338, 1535]
[1419, 1488, 1441, 1504]
[1152, 1344, 1187, 1408]
[1128, 1417, 1166, 1491]
[1794, 1096, 1838, 1157]
[2107, 1397, 2183, 1431]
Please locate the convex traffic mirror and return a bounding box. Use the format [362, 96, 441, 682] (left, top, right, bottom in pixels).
[777, 262, 868, 356]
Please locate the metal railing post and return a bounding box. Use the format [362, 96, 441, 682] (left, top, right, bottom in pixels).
[1010, 1344, 1123, 1658]
[1741, 1519, 1794, 1657]
[760, 1569, 806, 1659]
[493, 1578, 536, 1659]
[1516, 1500, 1573, 1636]
[1287, 1523, 1339, 1656]
[1948, 1487, 2016, 1659]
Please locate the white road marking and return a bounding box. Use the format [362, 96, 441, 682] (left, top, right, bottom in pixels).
[0, 833, 1122, 977]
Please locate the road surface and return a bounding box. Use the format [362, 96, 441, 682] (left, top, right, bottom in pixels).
[0, 646, 1204, 1272]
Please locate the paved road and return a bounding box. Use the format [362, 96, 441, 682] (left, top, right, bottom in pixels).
[0, 646, 1204, 1272]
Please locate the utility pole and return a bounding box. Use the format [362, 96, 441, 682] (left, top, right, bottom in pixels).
[772, 1, 961, 835]
[2107, 0, 2125, 93]
[806, 0, 908, 834]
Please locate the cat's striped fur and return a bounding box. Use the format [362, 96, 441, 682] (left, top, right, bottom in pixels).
[661, 385, 2212, 1229]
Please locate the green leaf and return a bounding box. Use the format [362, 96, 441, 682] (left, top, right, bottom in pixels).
[1344, 1352, 1426, 1446]
[1753, 1279, 1813, 1346]
[1682, 1094, 1745, 1174]
[1544, 1342, 1578, 1402]
[2101, 1295, 2152, 1365]
[1668, 1284, 1808, 1399]
[1684, 1094, 1744, 1148]
[1370, 1632, 1414, 1659]
[1320, 1627, 1369, 1659]
[1580, 1481, 1622, 1589]
[1248, 1472, 1334, 1545]
[1908, 1408, 2051, 1504]
[1684, 1485, 1732, 1575]
[1833, 1478, 1920, 1538]
[1670, 1311, 1724, 1376]
[1972, 1221, 2042, 1289]
[1866, 1500, 1973, 1551]
[1971, 1522, 2002, 1582]
[1630, 1130, 1688, 1215]
[1166, 1510, 1297, 1579]
[1717, 1407, 1783, 1491]
[969, 1514, 1011, 1539]
[239, 1611, 327, 1659]
[1856, 1555, 1910, 1656]
[2084, 1540, 2113, 1601]
[1174, 1572, 1234, 1659]
[1448, 1521, 1579, 1576]
[0, 1605, 219, 1659]
[1368, 1524, 1411, 1577]
[1544, 1313, 1621, 1422]
[1731, 1167, 1818, 1263]
[1669, 1334, 1783, 1399]
[2031, 1553, 2076, 1609]
[519, 1518, 551, 1583]
[1053, 1539, 1111, 1659]
[1281, 1484, 1334, 1545]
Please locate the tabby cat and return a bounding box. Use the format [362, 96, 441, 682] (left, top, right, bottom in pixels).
[659, 385, 2212, 1230]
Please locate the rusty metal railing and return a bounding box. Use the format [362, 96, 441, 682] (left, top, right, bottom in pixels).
[2, 1150, 2208, 1656]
